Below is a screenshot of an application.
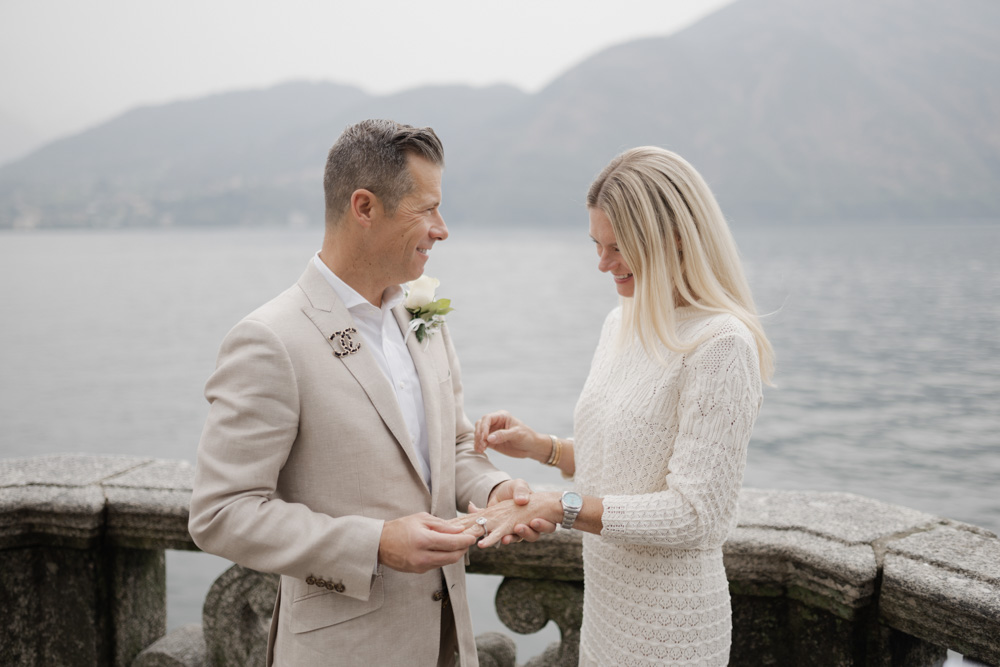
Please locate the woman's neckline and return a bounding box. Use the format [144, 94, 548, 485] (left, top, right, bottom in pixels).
[674, 304, 709, 320]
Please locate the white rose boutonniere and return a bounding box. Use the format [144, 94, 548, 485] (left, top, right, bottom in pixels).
[404, 275, 454, 343]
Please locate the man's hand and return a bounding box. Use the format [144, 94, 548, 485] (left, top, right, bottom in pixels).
[488, 478, 531, 507]
[378, 513, 478, 573]
[486, 478, 546, 545]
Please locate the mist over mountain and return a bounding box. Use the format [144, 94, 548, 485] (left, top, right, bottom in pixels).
[2, 0, 998, 229]
[0, 111, 43, 168]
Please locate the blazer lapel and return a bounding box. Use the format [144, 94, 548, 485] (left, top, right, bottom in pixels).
[394, 305, 444, 513]
[298, 263, 427, 490]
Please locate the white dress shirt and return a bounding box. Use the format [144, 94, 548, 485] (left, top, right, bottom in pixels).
[312, 253, 432, 488]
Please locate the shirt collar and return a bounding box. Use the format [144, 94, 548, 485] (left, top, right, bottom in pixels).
[313, 253, 404, 313]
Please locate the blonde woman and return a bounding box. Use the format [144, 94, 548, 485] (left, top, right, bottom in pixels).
[461, 147, 773, 666]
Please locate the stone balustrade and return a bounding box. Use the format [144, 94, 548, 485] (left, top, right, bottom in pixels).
[1, 455, 998, 666]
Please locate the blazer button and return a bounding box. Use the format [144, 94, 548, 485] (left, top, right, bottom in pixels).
[432, 590, 446, 602]
[306, 576, 316, 586]
[334, 582, 346, 593]
[316, 578, 327, 588]
[325, 582, 335, 591]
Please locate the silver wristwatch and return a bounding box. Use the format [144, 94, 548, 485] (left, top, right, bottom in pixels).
[560, 491, 583, 530]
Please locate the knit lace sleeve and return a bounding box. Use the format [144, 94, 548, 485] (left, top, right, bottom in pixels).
[600, 329, 762, 548]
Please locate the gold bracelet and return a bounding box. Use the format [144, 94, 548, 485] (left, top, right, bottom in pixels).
[545, 434, 562, 467]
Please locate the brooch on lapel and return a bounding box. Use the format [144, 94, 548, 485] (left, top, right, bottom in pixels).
[331, 328, 361, 357]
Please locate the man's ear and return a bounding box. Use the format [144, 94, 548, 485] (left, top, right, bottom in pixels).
[349, 189, 378, 228]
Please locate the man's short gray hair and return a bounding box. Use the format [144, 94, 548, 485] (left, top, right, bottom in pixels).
[323, 119, 444, 223]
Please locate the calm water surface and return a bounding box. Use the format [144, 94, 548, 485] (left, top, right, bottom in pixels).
[1, 223, 997, 661]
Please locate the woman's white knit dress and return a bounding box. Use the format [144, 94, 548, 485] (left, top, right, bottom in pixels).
[573, 306, 763, 666]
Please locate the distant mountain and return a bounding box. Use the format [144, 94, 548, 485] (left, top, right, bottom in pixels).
[0, 110, 43, 169]
[489, 0, 1000, 223]
[1, 0, 998, 229]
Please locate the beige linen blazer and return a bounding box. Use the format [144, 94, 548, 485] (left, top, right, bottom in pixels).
[189, 262, 508, 666]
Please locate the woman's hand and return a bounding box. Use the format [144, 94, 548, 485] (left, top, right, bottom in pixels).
[474, 410, 551, 461]
[452, 493, 562, 548]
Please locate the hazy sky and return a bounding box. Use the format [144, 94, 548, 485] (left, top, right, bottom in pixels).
[1, 0, 734, 147]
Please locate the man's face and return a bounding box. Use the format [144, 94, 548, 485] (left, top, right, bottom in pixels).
[370, 155, 447, 287]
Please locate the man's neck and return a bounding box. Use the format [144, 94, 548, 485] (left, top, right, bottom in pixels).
[318, 244, 386, 308]
[319, 247, 386, 308]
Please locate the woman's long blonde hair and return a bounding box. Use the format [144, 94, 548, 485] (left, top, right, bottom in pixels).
[587, 146, 774, 384]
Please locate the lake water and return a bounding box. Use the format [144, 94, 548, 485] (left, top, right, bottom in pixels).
[1, 223, 998, 663]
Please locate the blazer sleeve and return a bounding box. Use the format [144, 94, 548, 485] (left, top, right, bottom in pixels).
[442, 325, 511, 512]
[188, 317, 383, 602]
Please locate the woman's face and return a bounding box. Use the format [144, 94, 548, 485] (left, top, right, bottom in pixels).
[589, 207, 634, 297]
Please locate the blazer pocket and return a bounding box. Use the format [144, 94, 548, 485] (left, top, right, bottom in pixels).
[289, 575, 384, 634]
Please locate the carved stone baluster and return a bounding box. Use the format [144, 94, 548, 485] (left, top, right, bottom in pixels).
[494, 577, 584, 667]
[475, 631, 518, 667]
[202, 565, 278, 667]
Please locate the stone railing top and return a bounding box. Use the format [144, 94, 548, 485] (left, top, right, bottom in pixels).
[724, 488, 996, 628]
[0, 454, 196, 551]
[881, 524, 1000, 664]
[2, 455, 998, 663]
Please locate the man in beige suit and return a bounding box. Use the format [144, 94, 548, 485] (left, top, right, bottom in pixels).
[189, 120, 535, 666]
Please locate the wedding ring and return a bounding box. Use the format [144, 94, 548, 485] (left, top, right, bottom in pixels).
[476, 517, 488, 538]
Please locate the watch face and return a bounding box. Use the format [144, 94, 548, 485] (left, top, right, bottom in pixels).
[563, 491, 583, 510]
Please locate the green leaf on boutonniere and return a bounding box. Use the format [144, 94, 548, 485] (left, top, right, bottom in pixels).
[426, 299, 454, 317]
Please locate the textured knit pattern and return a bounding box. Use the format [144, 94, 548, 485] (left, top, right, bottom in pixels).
[573, 306, 762, 666]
